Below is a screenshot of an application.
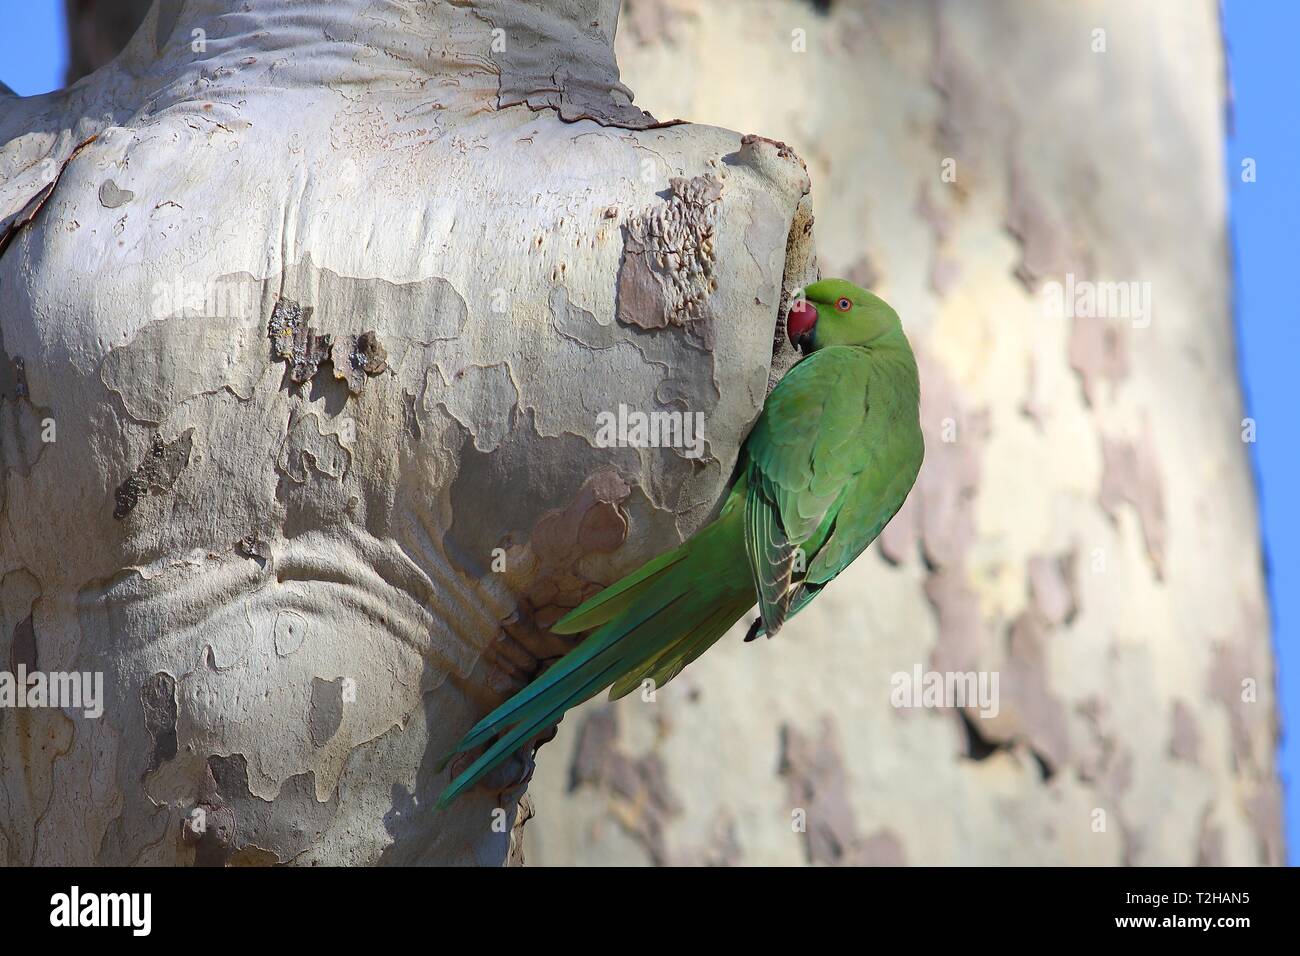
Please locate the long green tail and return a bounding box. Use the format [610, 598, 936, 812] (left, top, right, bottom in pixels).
[436, 490, 754, 807]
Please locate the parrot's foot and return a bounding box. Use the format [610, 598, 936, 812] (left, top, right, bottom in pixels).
[743, 618, 766, 642]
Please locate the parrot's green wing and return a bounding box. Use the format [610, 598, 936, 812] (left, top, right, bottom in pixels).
[741, 346, 877, 634]
[436, 338, 922, 806]
[805, 433, 922, 585]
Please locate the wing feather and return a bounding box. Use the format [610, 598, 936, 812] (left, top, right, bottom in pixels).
[740, 346, 920, 632]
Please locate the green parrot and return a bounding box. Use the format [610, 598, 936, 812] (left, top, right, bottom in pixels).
[437, 278, 923, 806]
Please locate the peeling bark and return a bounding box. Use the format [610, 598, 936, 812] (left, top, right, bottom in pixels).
[0, 0, 816, 865]
[5, 0, 1279, 870]
[526, 0, 1281, 868]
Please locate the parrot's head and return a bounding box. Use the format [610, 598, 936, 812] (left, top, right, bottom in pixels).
[786, 279, 902, 353]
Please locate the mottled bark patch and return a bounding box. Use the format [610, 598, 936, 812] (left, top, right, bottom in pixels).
[547, 284, 721, 457]
[1169, 700, 1200, 763]
[99, 274, 266, 422]
[616, 175, 722, 341]
[879, 347, 987, 570]
[199, 753, 340, 865]
[856, 830, 908, 866]
[97, 180, 134, 209]
[568, 705, 681, 865]
[469, 466, 638, 702]
[0, 572, 42, 708]
[436, 363, 519, 454]
[623, 0, 687, 46]
[1207, 640, 1265, 772]
[0, 349, 28, 399]
[533, 470, 631, 564]
[878, 347, 1004, 763]
[269, 298, 331, 387]
[332, 330, 389, 395]
[923, 569, 982, 679]
[961, 549, 1076, 774]
[444, 403, 643, 639]
[141, 672, 178, 774]
[1196, 811, 1226, 866]
[9, 613, 36, 674]
[1099, 421, 1166, 579]
[522, 468, 634, 630]
[277, 411, 350, 483]
[987, 611, 1070, 774]
[100, 262, 463, 431]
[1244, 783, 1284, 865]
[182, 762, 236, 867]
[779, 719, 858, 865]
[779, 718, 905, 866]
[1, 332, 51, 500]
[930, 11, 1005, 172]
[1005, 155, 1083, 289]
[1027, 551, 1078, 626]
[308, 677, 345, 747]
[112, 430, 194, 520]
[1069, 316, 1129, 405]
[1074, 695, 1140, 861]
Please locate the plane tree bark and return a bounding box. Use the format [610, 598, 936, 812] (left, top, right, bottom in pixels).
[523, 0, 1283, 867]
[0, 0, 815, 865]
[9, 0, 1281, 869]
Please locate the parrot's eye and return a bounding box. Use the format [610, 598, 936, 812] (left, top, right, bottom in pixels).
[835, 297, 852, 312]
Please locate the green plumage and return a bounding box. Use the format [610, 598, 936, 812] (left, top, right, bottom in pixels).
[437, 279, 924, 807]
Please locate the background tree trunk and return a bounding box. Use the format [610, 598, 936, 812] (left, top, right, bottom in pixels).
[64, 0, 156, 85]
[1, 0, 813, 865]
[522, 0, 1284, 866]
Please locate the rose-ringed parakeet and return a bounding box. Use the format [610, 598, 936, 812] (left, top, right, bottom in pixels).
[437, 279, 923, 806]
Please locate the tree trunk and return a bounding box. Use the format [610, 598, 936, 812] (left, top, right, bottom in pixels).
[0, 0, 814, 865]
[4, 0, 1281, 869]
[522, 0, 1284, 866]
[63, 0, 156, 85]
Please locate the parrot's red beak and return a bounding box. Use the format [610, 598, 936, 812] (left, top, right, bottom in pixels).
[786, 298, 818, 353]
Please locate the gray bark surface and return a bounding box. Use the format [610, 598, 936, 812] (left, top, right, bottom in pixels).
[2, 0, 1280, 868]
[524, 0, 1282, 867]
[1, 0, 813, 864]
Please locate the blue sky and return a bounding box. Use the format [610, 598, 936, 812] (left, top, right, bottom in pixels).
[1222, 0, 1299, 864]
[0, 2, 1294, 863]
[0, 3, 64, 96]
